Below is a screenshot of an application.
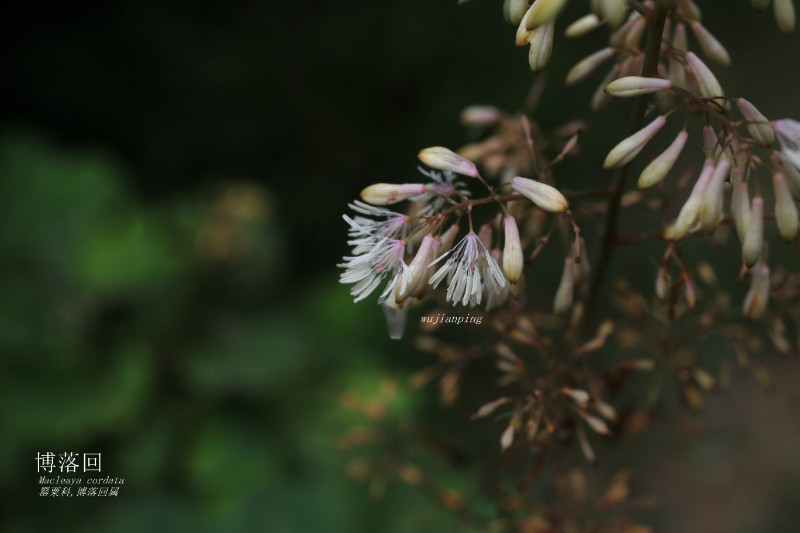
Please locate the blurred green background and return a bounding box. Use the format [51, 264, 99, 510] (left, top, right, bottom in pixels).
[2, 1, 800, 531]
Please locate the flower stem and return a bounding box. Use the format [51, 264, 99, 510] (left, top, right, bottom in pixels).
[582, 3, 670, 336]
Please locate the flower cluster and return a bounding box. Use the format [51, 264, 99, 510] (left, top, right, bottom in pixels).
[339, 141, 574, 339]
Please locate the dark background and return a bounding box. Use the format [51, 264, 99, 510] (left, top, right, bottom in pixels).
[2, 1, 800, 531]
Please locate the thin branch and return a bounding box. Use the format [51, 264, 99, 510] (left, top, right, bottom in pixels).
[582, 3, 670, 336]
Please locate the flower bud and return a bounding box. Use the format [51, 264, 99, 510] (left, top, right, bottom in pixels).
[703, 125, 722, 160]
[737, 99, 774, 147]
[686, 52, 724, 101]
[638, 130, 688, 189]
[554, 257, 575, 314]
[567, 47, 616, 86]
[776, 152, 800, 199]
[396, 235, 439, 303]
[671, 159, 715, 240]
[603, 115, 667, 169]
[678, 0, 702, 20]
[360, 183, 426, 205]
[565, 14, 603, 38]
[508, 0, 529, 26]
[743, 260, 770, 321]
[572, 236, 590, 284]
[773, 173, 799, 241]
[438, 224, 460, 254]
[775, 0, 796, 36]
[528, 21, 555, 72]
[460, 106, 500, 127]
[742, 196, 764, 267]
[478, 223, 493, 249]
[599, 0, 629, 28]
[655, 266, 671, 301]
[511, 176, 569, 212]
[731, 171, 751, 242]
[698, 158, 730, 233]
[502, 216, 524, 283]
[418, 146, 478, 177]
[605, 76, 672, 97]
[592, 64, 621, 112]
[683, 274, 697, 311]
[689, 21, 731, 66]
[526, 0, 568, 29]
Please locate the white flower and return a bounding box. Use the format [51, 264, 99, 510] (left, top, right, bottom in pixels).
[342, 201, 409, 247]
[428, 232, 506, 307]
[339, 237, 411, 303]
[416, 167, 470, 215]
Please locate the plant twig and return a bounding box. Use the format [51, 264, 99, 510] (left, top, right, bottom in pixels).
[582, 3, 670, 336]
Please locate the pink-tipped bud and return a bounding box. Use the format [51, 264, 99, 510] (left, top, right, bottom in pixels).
[526, 0, 568, 29]
[773, 173, 799, 241]
[743, 259, 770, 320]
[742, 196, 764, 267]
[565, 14, 603, 38]
[689, 21, 731, 66]
[775, 0, 796, 36]
[566, 47, 616, 86]
[502, 216, 524, 283]
[360, 183, 426, 205]
[638, 130, 688, 189]
[527, 21, 555, 72]
[605, 76, 672, 97]
[737, 99, 774, 147]
[554, 257, 575, 314]
[603, 115, 667, 169]
[478, 224, 493, 250]
[418, 146, 478, 177]
[685, 52, 724, 101]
